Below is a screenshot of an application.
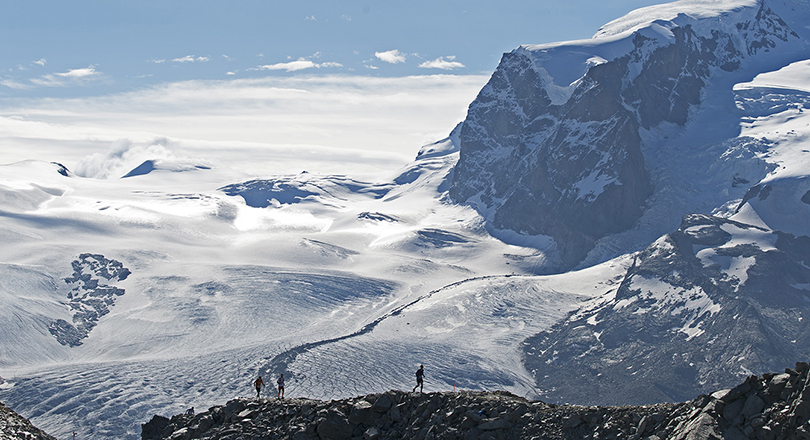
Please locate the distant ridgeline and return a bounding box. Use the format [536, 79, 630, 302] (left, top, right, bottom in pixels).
[48, 253, 131, 347]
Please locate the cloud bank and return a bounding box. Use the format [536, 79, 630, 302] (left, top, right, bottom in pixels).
[0, 74, 488, 175]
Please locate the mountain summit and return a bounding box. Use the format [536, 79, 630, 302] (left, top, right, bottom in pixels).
[450, 0, 810, 269]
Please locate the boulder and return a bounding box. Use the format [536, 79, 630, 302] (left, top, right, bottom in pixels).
[768, 374, 791, 395]
[478, 418, 512, 431]
[348, 400, 375, 426]
[141, 415, 170, 440]
[740, 394, 765, 420]
[363, 426, 381, 440]
[317, 412, 353, 440]
[371, 393, 394, 412]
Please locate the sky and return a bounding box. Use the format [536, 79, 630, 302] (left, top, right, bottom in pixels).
[0, 0, 665, 176]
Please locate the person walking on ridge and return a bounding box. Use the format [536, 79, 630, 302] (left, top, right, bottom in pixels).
[277, 373, 285, 399]
[413, 365, 425, 393]
[254, 375, 264, 398]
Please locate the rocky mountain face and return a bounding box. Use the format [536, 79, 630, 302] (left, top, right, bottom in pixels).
[143, 363, 810, 440]
[524, 214, 810, 405]
[449, 0, 802, 268]
[0, 401, 56, 440]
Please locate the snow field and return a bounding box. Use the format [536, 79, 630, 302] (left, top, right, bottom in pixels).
[0, 137, 576, 439]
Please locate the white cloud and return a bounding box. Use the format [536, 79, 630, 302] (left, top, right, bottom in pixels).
[55, 67, 98, 79]
[29, 66, 104, 87]
[305, 15, 317, 21]
[418, 56, 465, 70]
[226, 71, 237, 76]
[172, 55, 210, 63]
[341, 14, 352, 21]
[256, 59, 317, 72]
[150, 58, 166, 64]
[254, 58, 343, 72]
[375, 50, 406, 64]
[32, 59, 47, 67]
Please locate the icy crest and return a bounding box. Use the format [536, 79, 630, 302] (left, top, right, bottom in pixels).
[595, 0, 759, 39]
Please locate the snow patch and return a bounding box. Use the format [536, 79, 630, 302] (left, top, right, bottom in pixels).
[628, 275, 721, 340]
[719, 223, 778, 252]
[575, 168, 620, 201]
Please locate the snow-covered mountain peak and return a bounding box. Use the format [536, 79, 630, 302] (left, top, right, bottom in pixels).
[514, 0, 804, 109]
[450, 0, 810, 269]
[121, 159, 213, 178]
[594, 0, 760, 39]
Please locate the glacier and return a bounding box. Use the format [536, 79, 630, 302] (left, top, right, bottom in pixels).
[2, 0, 810, 438]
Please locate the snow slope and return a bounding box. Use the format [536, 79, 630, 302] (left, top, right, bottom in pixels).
[3, 0, 810, 437]
[0, 134, 611, 439]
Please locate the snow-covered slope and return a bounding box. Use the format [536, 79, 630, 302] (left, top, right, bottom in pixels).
[0, 133, 595, 439]
[3, 0, 810, 438]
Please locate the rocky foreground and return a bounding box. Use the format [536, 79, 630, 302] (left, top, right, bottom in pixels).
[144, 363, 810, 440]
[0, 401, 56, 440]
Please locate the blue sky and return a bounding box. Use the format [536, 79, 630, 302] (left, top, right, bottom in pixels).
[1, 0, 664, 97]
[0, 0, 667, 175]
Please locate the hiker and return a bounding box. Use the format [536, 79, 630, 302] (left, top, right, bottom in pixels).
[254, 375, 264, 398]
[413, 365, 425, 393]
[277, 374, 285, 399]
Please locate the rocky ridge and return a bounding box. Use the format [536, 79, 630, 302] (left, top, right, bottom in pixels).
[143, 362, 810, 440]
[0, 401, 56, 440]
[524, 213, 810, 405]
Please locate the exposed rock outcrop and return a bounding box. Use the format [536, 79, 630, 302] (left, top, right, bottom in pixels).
[48, 253, 131, 347]
[524, 214, 810, 405]
[143, 363, 810, 440]
[0, 401, 56, 440]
